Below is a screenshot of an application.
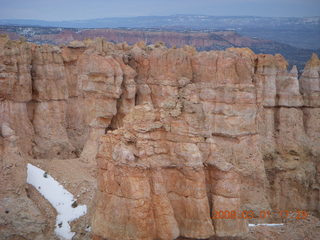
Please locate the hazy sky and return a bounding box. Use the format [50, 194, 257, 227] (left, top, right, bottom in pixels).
[1, 0, 319, 21]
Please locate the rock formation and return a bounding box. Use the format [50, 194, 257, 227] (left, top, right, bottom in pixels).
[0, 34, 319, 239]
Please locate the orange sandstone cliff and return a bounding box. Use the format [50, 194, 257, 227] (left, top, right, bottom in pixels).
[0, 35, 319, 239]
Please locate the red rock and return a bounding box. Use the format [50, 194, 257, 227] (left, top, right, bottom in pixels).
[0, 36, 319, 239]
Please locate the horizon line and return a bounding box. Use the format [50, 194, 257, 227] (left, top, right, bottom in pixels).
[0, 14, 320, 22]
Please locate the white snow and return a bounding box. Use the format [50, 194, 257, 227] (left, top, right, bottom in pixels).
[249, 223, 284, 227]
[27, 163, 87, 240]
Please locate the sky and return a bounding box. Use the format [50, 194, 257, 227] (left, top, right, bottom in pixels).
[0, 0, 319, 21]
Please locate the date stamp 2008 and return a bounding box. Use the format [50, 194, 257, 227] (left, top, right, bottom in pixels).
[212, 210, 309, 220]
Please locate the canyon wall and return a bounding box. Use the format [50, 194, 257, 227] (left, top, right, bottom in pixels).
[0, 35, 319, 239]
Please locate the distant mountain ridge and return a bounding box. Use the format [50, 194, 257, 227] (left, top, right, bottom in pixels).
[1, 15, 319, 28]
[0, 15, 319, 49]
[1, 25, 319, 71]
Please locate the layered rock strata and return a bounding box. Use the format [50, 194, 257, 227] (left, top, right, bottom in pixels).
[0, 35, 319, 239]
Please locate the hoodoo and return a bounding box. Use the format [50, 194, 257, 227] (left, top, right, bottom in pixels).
[0, 35, 319, 239]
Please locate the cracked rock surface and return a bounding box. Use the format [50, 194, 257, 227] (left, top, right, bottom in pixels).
[0, 35, 319, 239]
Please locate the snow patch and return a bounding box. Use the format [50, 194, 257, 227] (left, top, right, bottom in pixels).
[249, 223, 284, 227]
[27, 163, 87, 240]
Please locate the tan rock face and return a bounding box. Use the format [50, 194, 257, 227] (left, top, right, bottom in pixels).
[0, 35, 319, 239]
[0, 123, 47, 239]
[0, 36, 32, 102]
